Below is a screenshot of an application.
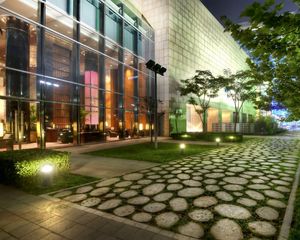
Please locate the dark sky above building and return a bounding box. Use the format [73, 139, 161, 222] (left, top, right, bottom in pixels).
[201, 0, 299, 24]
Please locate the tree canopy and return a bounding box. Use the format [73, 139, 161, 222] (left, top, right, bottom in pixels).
[221, 0, 300, 119]
[179, 70, 222, 133]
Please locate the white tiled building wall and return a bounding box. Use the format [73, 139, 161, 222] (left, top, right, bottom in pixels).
[131, 0, 254, 135]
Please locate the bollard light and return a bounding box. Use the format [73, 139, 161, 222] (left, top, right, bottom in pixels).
[41, 164, 54, 174]
[215, 137, 221, 146]
[179, 143, 186, 153]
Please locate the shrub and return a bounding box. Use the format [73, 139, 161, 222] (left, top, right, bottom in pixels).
[170, 132, 243, 142]
[0, 149, 70, 189]
[254, 115, 286, 135]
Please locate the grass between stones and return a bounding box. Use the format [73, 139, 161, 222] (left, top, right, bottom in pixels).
[24, 174, 99, 195]
[86, 142, 219, 163]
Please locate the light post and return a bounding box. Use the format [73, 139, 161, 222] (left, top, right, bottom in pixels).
[146, 60, 167, 149]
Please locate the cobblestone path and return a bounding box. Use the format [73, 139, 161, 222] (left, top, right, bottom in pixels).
[49, 137, 300, 239]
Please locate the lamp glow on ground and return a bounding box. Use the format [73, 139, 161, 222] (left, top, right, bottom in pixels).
[179, 143, 186, 153]
[215, 137, 221, 146]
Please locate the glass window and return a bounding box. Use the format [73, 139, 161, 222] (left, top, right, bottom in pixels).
[0, 0, 38, 22]
[48, 0, 71, 14]
[124, 22, 136, 52]
[46, 4, 74, 39]
[80, 25, 101, 50]
[80, 0, 100, 30]
[105, 40, 119, 60]
[44, 31, 72, 81]
[105, 7, 121, 44]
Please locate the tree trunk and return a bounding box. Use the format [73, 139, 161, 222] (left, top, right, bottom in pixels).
[175, 117, 178, 133]
[234, 112, 238, 133]
[202, 110, 207, 133]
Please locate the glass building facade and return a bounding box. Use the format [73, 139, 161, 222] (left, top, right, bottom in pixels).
[0, 0, 155, 150]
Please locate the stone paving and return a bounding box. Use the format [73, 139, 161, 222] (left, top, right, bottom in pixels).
[49, 138, 300, 239]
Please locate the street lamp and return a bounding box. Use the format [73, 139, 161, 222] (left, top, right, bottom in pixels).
[146, 60, 167, 149]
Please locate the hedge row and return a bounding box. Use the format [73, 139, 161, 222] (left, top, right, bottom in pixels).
[170, 132, 243, 142]
[0, 149, 70, 188]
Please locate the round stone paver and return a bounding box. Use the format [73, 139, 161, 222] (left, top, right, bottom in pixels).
[143, 202, 166, 213]
[205, 173, 225, 179]
[98, 199, 122, 210]
[137, 179, 152, 185]
[89, 187, 110, 197]
[264, 190, 284, 199]
[248, 221, 276, 237]
[178, 188, 204, 198]
[182, 180, 202, 187]
[245, 190, 265, 201]
[178, 222, 204, 238]
[237, 198, 257, 207]
[76, 186, 93, 194]
[216, 191, 233, 201]
[115, 181, 133, 188]
[113, 205, 135, 217]
[153, 192, 173, 202]
[132, 212, 152, 223]
[81, 197, 101, 207]
[228, 167, 245, 173]
[96, 178, 120, 187]
[127, 196, 150, 205]
[248, 184, 270, 190]
[204, 179, 217, 184]
[53, 190, 72, 198]
[123, 173, 143, 181]
[214, 204, 251, 219]
[267, 199, 286, 208]
[223, 177, 248, 185]
[193, 196, 218, 208]
[206, 185, 220, 192]
[188, 209, 214, 222]
[177, 173, 190, 180]
[210, 219, 243, 240]
[155, 212, 179, 228]
[223, 184, 244, 191]
[168, 178, 180, 183]
[142, 183, 165, 196]
[120, 190, 138, 199]
[272, 180, 290, 186]
[256, 206, 279, 220]
[275, 186, 290, 193]
[167, 184, 183, 191]
[169, 198, 188, 212]
[64, 194, 87, 203]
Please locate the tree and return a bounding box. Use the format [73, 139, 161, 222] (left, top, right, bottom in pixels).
[221, 0, 300, 118]
[169, 97, 183, 133]
[179, 70, 221, 133]
[222, 70, 257, 133]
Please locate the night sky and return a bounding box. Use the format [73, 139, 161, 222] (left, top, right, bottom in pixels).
[201, 0, 299, 24]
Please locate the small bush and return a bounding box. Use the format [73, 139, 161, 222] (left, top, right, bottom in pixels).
[170, 132, 243, 142]
[254, 116, 286, 135]
[0, 149, 69, 189]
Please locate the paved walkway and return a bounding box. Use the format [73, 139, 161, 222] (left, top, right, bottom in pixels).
[0, 185, 173, 240]
[49, 135, 300, 239]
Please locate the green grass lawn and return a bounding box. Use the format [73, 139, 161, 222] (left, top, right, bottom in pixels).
[24, 174, 98, 195]
[87, 142, 219, 163]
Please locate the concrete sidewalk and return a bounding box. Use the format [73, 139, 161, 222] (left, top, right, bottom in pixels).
[0, 185, 173, 240]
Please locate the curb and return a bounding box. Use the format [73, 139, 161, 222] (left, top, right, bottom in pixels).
[278, 154, 300, 240]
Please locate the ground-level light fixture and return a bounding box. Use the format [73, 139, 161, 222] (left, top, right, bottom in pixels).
[41, 164, 54, 174]
[215, 137, 221, 146]
[146, 60, 167, 149]
[180, 143, 186, 153]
